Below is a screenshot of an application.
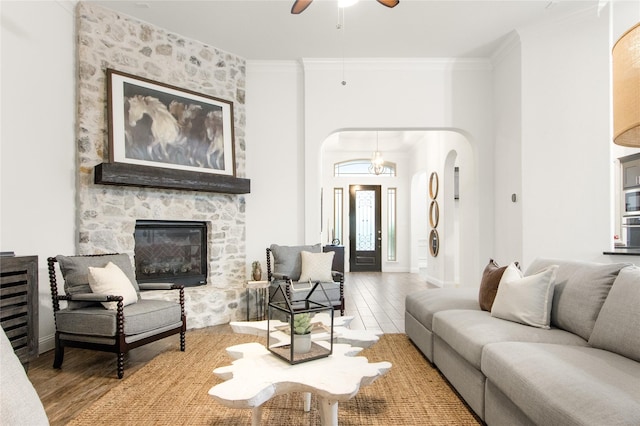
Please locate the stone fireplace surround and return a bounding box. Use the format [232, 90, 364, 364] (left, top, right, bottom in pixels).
[75, 2, 248, 329]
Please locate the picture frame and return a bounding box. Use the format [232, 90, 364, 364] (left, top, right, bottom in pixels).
[107, 69, 235, 176]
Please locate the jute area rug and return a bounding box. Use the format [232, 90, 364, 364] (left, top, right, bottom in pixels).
[69, 333, 480, 425]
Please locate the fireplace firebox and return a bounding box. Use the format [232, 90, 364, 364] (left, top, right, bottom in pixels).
[134, 220, 207, 287]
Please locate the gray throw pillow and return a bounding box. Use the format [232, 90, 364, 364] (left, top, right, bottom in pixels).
[589, 266, 640, 362]
[56, 254, 140, 309]
[269, 244, 321, 281]
[526, 258, 631, 340]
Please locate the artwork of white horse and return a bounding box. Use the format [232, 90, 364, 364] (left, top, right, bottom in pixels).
[127, 95, 181, 160]
[125, 94, 226, 170]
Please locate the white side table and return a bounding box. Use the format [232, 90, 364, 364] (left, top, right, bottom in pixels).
[245, 280, 270, 321]
[209, 341, 391, 426]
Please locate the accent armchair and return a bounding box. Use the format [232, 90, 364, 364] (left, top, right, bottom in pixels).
[47, 253, 186, 379]
[266, 244, 345, 315]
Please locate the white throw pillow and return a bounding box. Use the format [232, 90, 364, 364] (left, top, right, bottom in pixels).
[298, 251, 335, 282]
[88, 261, 139, 310]
[491, 262, 558, 329]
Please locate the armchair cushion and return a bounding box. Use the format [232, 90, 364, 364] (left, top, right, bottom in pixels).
[57, 254, 140, 309]
[270, 244, 321, 281]
[88, 262, 138, 310]
[55, 299, 182, 337]
[299, 251, 335, 282]
[289, 281, 342, 307]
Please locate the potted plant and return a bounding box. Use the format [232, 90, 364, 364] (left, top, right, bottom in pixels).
[292, 312, 312, 353]
[251, 260, 262, 281]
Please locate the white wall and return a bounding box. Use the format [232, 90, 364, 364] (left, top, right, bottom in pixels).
[244, 61, 305, 272]
[519, 4, 625, 267]
[1, 1, 77, 352]
[492, 33, 523, 266]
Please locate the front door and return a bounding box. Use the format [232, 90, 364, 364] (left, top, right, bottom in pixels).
[349, 185, 381, 272]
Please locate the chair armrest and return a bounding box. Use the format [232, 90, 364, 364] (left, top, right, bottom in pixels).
[138, 283, 185, 291]
[56, 293, 123, 303]
[271, 273, 291, 281]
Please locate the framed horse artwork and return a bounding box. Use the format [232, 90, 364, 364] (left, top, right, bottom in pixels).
[107, 68, 236, 176]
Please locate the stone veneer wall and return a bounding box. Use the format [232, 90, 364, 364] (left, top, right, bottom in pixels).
[75, 2, 247, 329]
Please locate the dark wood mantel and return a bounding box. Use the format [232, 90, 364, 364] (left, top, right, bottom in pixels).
[94, 162, 250, 194]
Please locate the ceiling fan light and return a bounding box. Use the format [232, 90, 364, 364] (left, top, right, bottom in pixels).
[338, 0, 359, 8]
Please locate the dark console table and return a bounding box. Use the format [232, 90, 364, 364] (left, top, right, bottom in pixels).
[323, 245, 345, 273]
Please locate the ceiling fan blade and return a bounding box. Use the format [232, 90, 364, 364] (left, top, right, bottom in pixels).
[377, 0, 399, 8]
[291, 0, 313, 14]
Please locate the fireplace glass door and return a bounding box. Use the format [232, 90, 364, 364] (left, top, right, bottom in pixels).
[134, 220, 207, 287]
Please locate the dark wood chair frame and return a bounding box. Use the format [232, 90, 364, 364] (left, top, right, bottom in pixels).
[47, 255, 186, 379]
[266, 248, 345, 315]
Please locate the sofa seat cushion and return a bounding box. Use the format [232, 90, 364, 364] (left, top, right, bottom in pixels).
[482, 342, 640, 426]
[55, 299, 182, 337]
[432, 310, 587, 369]
[405, 288, 479, 332]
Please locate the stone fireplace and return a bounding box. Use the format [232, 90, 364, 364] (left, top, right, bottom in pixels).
[74, 3, 248, 329]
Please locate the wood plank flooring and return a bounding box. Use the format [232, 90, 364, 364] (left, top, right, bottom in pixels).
[27, 272, 431, 425]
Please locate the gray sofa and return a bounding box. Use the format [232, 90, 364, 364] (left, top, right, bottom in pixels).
[405, 258, 640, 426]
[0, 327, 49, 425]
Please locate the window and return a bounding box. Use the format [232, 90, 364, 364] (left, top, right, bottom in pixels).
[333, 188, 343, 244]
[388, 188, 397, 261]
[334, 159, 396, 177]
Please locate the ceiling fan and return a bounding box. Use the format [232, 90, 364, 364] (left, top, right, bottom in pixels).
[291, 0, 399, 15]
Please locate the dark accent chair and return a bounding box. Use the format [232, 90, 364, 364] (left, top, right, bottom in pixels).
[47, 254, 186, 379]
[266, 244, 345, 315]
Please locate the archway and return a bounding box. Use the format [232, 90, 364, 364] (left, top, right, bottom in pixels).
[320, 129, 475, 285]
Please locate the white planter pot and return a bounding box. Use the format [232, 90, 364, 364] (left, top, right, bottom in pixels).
[293, 333, 312, 353]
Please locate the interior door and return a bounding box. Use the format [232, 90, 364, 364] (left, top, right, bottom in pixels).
[349, 185, 381, 272]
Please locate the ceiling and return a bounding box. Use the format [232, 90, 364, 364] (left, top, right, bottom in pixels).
[92, 0, 598, 60]
[91, 0, 598, 153]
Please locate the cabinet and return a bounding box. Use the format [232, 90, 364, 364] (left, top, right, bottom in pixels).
[0, 256, 38, 367]
[323, 245, 345, 273]
[621, 153, 640, 189]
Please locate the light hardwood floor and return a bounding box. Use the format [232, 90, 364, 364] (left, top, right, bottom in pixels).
[27, 272, 432, 425]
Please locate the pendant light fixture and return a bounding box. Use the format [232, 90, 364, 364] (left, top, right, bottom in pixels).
[369, 132, 385, 175]
[612, 22, 640, 147]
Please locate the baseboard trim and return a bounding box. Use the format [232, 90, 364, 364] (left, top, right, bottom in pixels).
[39, 334, 55, 354]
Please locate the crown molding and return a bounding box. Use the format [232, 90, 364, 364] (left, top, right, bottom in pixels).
[301, 57, 492, 71]
[491, 31, 521, 67]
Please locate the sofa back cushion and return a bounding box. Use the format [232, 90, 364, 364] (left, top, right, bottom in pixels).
[525, 258, 631, 340]
[588, 266, 640, 362]
[269, 244, 321, 281]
